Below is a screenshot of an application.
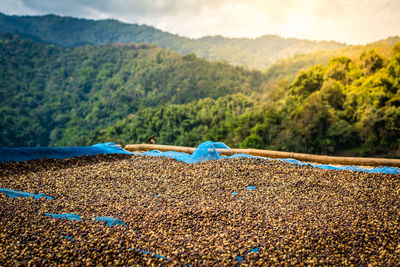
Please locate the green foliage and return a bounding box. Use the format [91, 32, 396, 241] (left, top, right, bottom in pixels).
[93, 45, 400, 156]
[262, 50, 400, 155]
[324, 56, 352, 84]
[241, 134, 265, 149]
[360, 50, 384, 75]
[0, 32, 269, 147]
[320, 80, 346, 109]
[289, 65, 324, 99]
[1, 31, 400, 157]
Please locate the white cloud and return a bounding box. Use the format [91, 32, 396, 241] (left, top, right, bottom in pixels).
[1, 0, 399, 44]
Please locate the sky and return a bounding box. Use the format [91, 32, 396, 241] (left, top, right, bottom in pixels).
[1, 0, 399, 45]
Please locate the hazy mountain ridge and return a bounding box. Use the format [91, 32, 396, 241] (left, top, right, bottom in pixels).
[198, 34, 346, 67]
[264, 36, 400, 82]
[0, 12, 347, 69]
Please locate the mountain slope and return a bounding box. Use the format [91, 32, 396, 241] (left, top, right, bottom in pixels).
[1, 31, 399, 156]
[94, 42, 400, 157]
[198, 34, 345, 67]
[0, 32, 270, 147]
[264, 36, 400, 82]
[0, 12, 347, 69]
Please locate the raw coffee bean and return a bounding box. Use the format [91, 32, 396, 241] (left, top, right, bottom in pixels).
[0, 154, 399, 265]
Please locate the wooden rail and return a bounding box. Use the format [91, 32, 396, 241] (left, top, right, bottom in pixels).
[125, 144, 196, 154]
[124, 144, 400, 167]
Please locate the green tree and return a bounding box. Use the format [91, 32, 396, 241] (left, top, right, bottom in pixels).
[360, 50, 383, 75]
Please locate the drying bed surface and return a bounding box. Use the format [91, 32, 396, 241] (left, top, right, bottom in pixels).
[1, 154, 400, 265]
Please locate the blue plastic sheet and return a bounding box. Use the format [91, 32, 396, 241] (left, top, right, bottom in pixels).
[94, 216, 125, 226]
[140, 141, 230, 164]
[236, 247, 260, 261]
[280, 158, 400, 174]
[63, 235, 75, 241]
[136, 249, 170, 260]
[44, 213, 126, 226]
[139, 142, 400, 174]
[2, 141, 398, 263]
[0, 141, 398, 174]
[0, 142, 132, 163]
[45, 213, 82, 221]
[0, 188, 53, 199]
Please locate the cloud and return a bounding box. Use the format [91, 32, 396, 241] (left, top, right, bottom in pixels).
[1, 0, 399, 44]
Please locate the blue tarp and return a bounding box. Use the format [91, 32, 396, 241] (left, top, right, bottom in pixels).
[45, 213, 82, 221]
[1, 141, 398, 263]
[135, 249, 170, 260]
[246, 186, 257, 191]
[94, 216, 125, 226]
[0, 188, 53, 199]
[280, 158, 400, 174]
[236, 247, 260, 261]
[140, 141, 230, 163]
[0, 141, 398, 174]
[138, 142, 399, 174]
[0, 142, 132, 163]
[45, 214, 126, 226]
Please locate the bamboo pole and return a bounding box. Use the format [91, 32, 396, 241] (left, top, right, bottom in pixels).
[124, 144, 196, 154]
[124, 144, 400, 167]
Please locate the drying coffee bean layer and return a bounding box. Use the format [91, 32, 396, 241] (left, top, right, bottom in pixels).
[1, 154, 400, 265]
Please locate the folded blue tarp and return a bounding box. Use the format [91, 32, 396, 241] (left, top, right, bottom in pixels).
[140, 141, 230, 163]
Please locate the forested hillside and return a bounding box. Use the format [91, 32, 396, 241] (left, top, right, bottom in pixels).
[0, 32, 269, 147]
[1, 31, 399, 157]
[0, 12, 346, 69]
[94, 42, 400, 157]
[198, 34, 344, 68]
[264, 36, 400, 82]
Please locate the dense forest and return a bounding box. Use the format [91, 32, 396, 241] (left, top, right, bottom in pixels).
[0, 32, 270, 147]
[92, 42, 400, 157]
[0, 12, 346, 69]
[1, 30, 399, 157]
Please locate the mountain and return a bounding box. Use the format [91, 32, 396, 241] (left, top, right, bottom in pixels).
[0, 32, 270, 147]
[92, 41, 400, 157]
[198, 34, 345, 67]
[1, 31, 399, 156]
[264, 36, 400, 82]
[0, 12, 346, 69]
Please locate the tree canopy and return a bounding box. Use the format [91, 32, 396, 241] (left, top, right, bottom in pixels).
[1, 31, 399, 157]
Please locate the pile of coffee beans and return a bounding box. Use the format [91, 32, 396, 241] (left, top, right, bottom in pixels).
[1, 154, 399, 265]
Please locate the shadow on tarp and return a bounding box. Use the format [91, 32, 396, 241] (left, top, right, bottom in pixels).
[0, 141, 398, 174]
[0, 143, 133, 163]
